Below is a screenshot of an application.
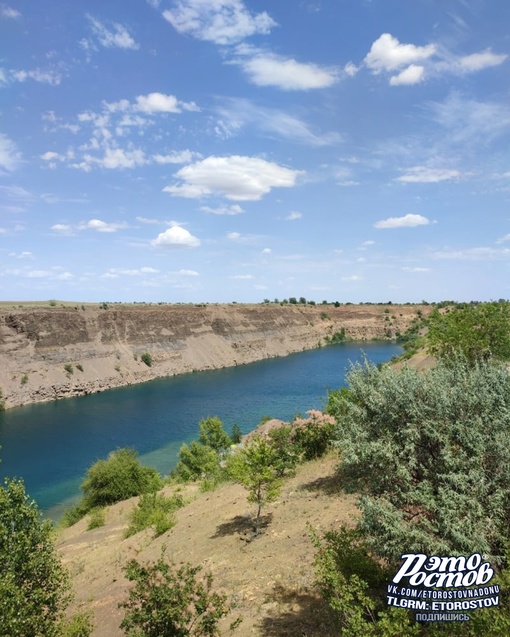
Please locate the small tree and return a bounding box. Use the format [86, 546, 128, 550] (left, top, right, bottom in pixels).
[0, 478, 72, 637]
[227, 437, 283, 534]
[198, 417, 231, 453]
[120, 553, 235, 637]
[230, 424, 242, 444]
[174, 441, 220, 482]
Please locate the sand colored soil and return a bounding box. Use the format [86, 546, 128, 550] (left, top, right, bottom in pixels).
[58, 452, 358, 636]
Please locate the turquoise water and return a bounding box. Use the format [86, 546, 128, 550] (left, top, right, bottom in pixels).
[0, 343, 400, 517]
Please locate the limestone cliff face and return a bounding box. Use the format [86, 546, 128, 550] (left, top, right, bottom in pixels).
[0, 303, 430, 410]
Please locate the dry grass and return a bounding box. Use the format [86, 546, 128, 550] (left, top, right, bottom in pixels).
[58, 452, 358, 636]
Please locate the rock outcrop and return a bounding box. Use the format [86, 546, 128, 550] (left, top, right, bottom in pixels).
[0, 303, 430, 410]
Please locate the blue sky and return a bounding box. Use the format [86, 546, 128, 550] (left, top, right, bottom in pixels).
[1, 0, 510, 303]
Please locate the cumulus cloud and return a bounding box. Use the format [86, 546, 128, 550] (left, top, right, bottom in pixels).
[374, 214, 431, 229]
[163, 0, 276, 45]
[227, 231, 241, 240]
[390, 64, 425, 86]
[151, 225, 201, 248]
[234, 49, 338, 90]
[163, 155, 302, 201]
[84, 15, 139, 50]
[396, 167, 460, 183]
[134, 92, 199, 113]
[285, 211, 302, 221]
[365, 33, 436, 73]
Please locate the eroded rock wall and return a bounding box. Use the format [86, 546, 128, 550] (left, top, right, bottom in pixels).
[0, 303, 430, 409]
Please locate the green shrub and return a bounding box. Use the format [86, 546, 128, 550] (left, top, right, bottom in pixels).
[82, 448, 162, 510]
[86, 507, 105, 531]
[64, 364, 73, 375]
[59, 611, 94, 637]
[198, 416, 231, 452]
[230, 424, 242, 444]
[173, 441, 220, 483]
[141, 352, 152, 367]
[0, 478, 72, 637]
[125, 493, 184, 538]
[21, 373, 28, 385]
[120, 553, 238, 637]
[60, 501, 89, 528]
[75, 364, 84, 372]
[291, 411, 336, 461]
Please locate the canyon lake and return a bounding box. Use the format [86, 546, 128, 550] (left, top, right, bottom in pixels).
[0, 342, 401, 518]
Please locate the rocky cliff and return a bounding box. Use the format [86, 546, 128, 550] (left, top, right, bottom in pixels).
[0, 303, 430, 410]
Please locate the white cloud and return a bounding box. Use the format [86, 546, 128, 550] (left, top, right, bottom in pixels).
[200, 204, 244, 215]
[402, 266, 430, 272]
[9, 251, 34, 259]
[163, 0, 276, 45]
[106, 267, 159, 276]
[230, 274, 254, 279]
[365, 33, 436, 73]
[135, 92, 199, 113]
[80, 147, 147, 170]
[11, 68, 62, 85]
[262, 248, 271, 254]
[85, 15, 139, 50]
[234, 50, 338, 90]
[390, 64, 425, 86]
[396, 167, 460, 183]
[455, 50, 508, 73]
[177, 269, 199, 276]
[341, 275, 363, 281]
[0, 133, 21, 172]
[136, 216, 161, 224]
[285, 211, 302, 221]
[1, 5, 21, 18]
[52, 219, 127, 234]
[151, 225, 201, 248]
[41, 151, 65, 162]
[153, 150, 198, 164]
[227, 231, 241, 240]
[362, 240, 375, 246]
[496, 234, 510, 244]
[163, 155, 302, 201]
[215, 97, 341, 146]
[374, 214, 431, 229]
[344, 62, 358, 77]
[432, 247, 510, 261]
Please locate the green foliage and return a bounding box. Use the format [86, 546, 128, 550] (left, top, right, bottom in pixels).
[81, 448, 163, 511]
[329, 359, 510, 562]
[259, 415, 273, 425]
[20, 373, 28, 385]
[320, 311, 329, 320]
[267, 425, 300, 477]
[61, 501, 89, 528]
[49, 299, 57, 307]
[76, 363, 84, 372]
[141, 352, 153, 367]
[120, 552, 236, 637]
[64, 363, 74, 375]
[0, 478, 72, 637]
[324, 329, 346, 345]
[198, 416, 231, 452]
[291, 413, 336, 461]
[227, 437, 283, 532]
[87, 507, 105, 531]
[174, 441, 220, 482]
[59, 612, 94, 637]
[428, 302, 510, 364]
[125, 493, 184, 538]
[230, 424, 242, 444]
[312, 526, 420, 637]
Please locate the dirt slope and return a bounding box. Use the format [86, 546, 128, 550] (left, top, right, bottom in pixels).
[58, 452, 358, 637]
[0, 302, 430, 410]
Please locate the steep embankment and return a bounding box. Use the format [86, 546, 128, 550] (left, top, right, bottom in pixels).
[0, 303, 430, 410]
